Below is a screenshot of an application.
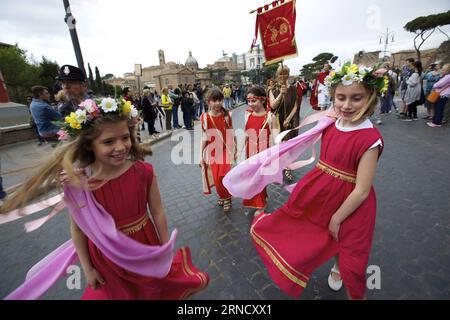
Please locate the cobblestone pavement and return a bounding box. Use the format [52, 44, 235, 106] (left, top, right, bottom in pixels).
[1, 99, 449, 300]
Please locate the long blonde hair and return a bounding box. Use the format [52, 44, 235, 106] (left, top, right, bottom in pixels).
[1, 114, 151, 213]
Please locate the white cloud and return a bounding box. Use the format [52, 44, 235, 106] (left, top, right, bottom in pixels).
[0, 0, 449, 78]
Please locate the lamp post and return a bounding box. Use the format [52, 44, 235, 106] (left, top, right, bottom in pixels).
[134, 64, 142, 96]
[62, 0, 86, 78]
[379, 28, 395, 59]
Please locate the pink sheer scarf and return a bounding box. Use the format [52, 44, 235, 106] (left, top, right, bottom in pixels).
[223, 110, 336, 198]
[4, 184, 177, 300]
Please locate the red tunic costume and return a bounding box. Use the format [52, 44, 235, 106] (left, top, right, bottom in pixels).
[310, 70, 329, 110]
[82, 161, 209, 300]
[243, 111, 271, 209]
[251, 119, 383, 299]
[201, 112, 234, 200]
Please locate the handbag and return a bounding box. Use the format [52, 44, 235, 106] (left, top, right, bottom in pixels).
[426, 90, 440, 104]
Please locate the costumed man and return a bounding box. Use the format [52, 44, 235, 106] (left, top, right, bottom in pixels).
[310, 63, 331, 111]
[268, 64, 301, 182]
[56, 65, 89, 117]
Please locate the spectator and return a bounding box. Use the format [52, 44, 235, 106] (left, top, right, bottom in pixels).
[55, 90, 68, 114]
[29, 85, 61, 141]
[399, 58, 415, 118]
[123, 87, 133, 102]
[402, 61, 423, 122]
[161, 87, 173, 131]
[170, 87, 182, 129]
[423, 62, 442, 120]
[223, 84, 232, 110]
[181, 90, 195, 130]
[195, 84, 205, 119]
[428, 63, 450, 128]
[142, 90, 159, 136]
[25, 94, 46, 145]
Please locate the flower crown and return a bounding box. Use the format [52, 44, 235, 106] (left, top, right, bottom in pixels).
[57, 97, 139, 140]
[324, 62, 389, 94]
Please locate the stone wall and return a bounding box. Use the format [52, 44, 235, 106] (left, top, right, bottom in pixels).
[0, 125, 37, 147]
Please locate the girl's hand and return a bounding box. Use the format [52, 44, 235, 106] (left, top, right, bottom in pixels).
[328, 215, 341, 242]
[85, 268, 105, 290]
[199, 158, 206, 168]
[283, 119, 290, 128]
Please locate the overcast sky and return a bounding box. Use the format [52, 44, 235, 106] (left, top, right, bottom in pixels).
[1, 0, 449, 77]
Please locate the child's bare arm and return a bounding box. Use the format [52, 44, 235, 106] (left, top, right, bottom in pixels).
[147, 175, 169, 244]
[70, 217, 105, 289]
[328, 147, 379, 240]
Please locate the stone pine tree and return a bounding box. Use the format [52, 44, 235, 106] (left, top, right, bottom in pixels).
[300, 52, 338, 81]
[87, 63, 95, 93]
[95, 66, 103, 95]
[404, 10, 450, 62]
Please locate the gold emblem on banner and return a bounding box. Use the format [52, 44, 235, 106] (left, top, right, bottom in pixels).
[264, 17, 292, 47]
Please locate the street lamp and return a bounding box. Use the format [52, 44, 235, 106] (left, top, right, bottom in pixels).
[379, 28, 395, 59]
[62, 0, 86, 78]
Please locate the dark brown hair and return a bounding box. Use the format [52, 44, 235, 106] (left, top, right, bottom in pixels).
[206, 88, 224, 102]
[31, 85, 48, 98]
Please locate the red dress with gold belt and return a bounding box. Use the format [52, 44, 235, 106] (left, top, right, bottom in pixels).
[243, 112, 271, 209]
[81, 161, 209, 300]
[201, 112, 233, 200]
[251, 120, 383, 299]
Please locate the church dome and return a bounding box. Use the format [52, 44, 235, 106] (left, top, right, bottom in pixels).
[185, 51, 198, 70]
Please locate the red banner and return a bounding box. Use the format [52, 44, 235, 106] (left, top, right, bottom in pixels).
[251, 0, 298, 65]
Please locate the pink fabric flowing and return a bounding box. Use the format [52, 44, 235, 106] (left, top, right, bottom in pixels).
[223, 111, 336, 199]
[5, 184, 177, 300]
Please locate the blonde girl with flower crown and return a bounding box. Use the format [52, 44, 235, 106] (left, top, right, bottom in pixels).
[1, 97, 209, 300]
[229, 63, 388, 300]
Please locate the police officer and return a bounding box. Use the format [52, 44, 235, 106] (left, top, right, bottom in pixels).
[55, 65, 88, 117]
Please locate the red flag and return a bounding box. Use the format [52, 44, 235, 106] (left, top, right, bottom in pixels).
[251, 0, 298, 65]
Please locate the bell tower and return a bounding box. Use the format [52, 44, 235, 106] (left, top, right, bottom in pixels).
[158, 49, 165, 66]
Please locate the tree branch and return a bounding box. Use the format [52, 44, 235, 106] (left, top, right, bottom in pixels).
[437, 27, 450, 41]
[418, 28, 435, 50]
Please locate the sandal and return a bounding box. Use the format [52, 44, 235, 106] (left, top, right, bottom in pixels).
[223, 199, 232, 213]
[217, 199, 224, 206]
[284, 169, 294, 182]
[327, 264, 343, 292]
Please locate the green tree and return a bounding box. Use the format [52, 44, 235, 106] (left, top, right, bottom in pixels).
[299, 52, 338, 81]
[38, 57, 59, 95]
[0, 44, 39, 103]
[87, 63, 95, 92]
[404, 10, 450, 61]
[95, 66, 103, 94]
[102, 73, 115, 80]
[102, 81, 117, 97]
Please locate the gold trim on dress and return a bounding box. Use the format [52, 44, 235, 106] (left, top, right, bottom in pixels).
[118, 215, 149, 235]
[251, 214, 308, 288]
[316, 160, 356, 184]
[179, 247, 209, 300]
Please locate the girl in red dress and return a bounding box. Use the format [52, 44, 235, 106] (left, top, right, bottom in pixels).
[200, 88, 237, 213]
[251, 65, 387, 300]
[243, 86, 276, 216]
[2, 98, 209, 300]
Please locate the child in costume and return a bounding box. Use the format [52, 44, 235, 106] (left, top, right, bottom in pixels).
[243, 86, 276, 216]
[200, 88, 237, 213]
[1, 97, 209, 300]
[224, 63, 388, 299]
